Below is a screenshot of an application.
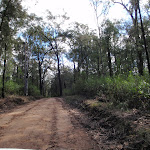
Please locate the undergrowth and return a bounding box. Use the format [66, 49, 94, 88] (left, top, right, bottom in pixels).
[65, 71, 150, 110]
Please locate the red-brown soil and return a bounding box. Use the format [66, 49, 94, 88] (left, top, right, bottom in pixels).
[0, 98, 99, 150]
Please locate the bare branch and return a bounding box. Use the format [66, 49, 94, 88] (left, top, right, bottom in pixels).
[113, 1, 135, 22]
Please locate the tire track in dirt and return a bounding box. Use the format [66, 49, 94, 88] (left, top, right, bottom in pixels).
[0, 98, 99, 150]
[0, 99, 45, 137]
[47, 102, 58, 149]
[1, 100, 41, 126]
[0, 98, 52, 149]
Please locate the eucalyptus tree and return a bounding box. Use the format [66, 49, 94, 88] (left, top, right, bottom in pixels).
[45, 11, 69, 96]
[24, 25, 52, 96]
[144, 0, 150, 19]
[0, 0, 27, 54]
[90, 0, 111, 76]
[111, 0, 150, 75]
[101, 19, 120, 76]
[0, 0, 27, 98]
[67, 22, 98, 79]
[137, 0, 150, 74]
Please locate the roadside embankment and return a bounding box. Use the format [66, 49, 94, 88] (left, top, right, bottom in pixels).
[64, 95, 150, 150]
[0, 95, 43, 113]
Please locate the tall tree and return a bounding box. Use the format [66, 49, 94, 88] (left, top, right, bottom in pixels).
[24, 24, 51, 96]
[137, 0, 150, 74]
[46, 11, 69, 96]
[111, 0, 149, 75]
[90, 0, 111, 76]
[102, 20, 119, 76]
[0, 0, 27, 97]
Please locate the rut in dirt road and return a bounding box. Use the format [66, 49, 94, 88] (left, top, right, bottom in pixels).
[0, 98, 99, 150]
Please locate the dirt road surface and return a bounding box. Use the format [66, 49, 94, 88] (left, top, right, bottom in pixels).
[0, 98, 99, 150]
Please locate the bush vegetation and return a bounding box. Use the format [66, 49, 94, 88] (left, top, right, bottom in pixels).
[64, 71, 150, 110]
[0, 79, 41, 98]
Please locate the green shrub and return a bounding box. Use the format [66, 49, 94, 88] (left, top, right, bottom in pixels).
[63, 88, 73, 96]
[0, 79, 2, 97]
[28, 85, 40, 96]
[99, 73, 150, 109]
[72, 78, 86, 95]
[69, 72, 150, 110]
[5, 80, 21, 95]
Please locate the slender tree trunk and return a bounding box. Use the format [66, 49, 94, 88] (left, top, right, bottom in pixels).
[73, 62, 76, 83]
[99, 43, 104, 76]
[56, 53, 62, 96]
[107, 38, 113, 77]
[2, 43, 7, 98]
[92, 1, 104, 76]
[16, 65, 19, 79]
[24, 42, 28, 96]
[42, 80, 44, 96]
[108, 46, 113, 77]
[135, 1, 143, 75]
[31, 62, 34, 85]
[37, 50, 42, 95]
[138, 1, 150, 74]
[38, 61, 42, 95]
[114, 48, 119, 75]
[86, 56, 89, 79]
[97, 28, 104, 76]
[113, 0, 143, 75]
[96, 44, 101, 76]
[97, 54, 100, 76]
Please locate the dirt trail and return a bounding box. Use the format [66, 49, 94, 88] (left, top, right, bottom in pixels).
[0, 98, 99, 150]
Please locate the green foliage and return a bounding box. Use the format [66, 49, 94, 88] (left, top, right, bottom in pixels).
[104, 73, 150, 109]
[63, 89, 73, 96]
[5, 80, 21, 95]
[1, 79, 41, 97]
[70, 72, 150, 110]
[72, 78, 86, 95]
[0, 79, 2, 97]
[28, 85, 40, 96]
[84, 77, 105, 97]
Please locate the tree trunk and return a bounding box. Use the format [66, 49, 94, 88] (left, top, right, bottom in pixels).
[38, 61, 42, 95]
[113, 0, 144, 75]
[138, 1, 150, 74]
[56, 53, 62, 96]
[97, 55, 100, 76]
[107, 39, 113, 77]
[97, 45, 101, 76]
[37, 49, 42, 95]
[2, 43, 7, 98]
[24, 42, 28, 96]
[86, 56, 89, 79]
[135, 0, 143, 75]
[108, 47, 113, 77]
[73, 62, 76, 83]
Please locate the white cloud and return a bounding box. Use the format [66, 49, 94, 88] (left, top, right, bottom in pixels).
[22, 0, 148, 31]
[22, 0, 97, 29]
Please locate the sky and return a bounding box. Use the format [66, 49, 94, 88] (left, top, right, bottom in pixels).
[22, 0, 130, 30]
[22, 0, 148, 29]
[22, 0, 96, 29]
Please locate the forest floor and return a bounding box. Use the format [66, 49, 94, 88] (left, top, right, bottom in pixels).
[0, 96, 149, 149]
